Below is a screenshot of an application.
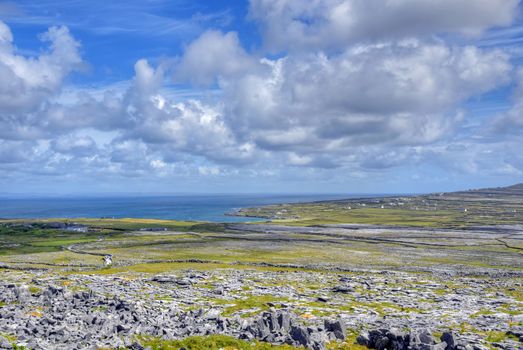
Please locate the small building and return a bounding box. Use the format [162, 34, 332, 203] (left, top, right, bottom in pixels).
[65, 225, 88, 233]
[103, 255, 113, 266]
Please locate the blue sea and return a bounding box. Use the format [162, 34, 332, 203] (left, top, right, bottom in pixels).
[0, 194, 378, 222]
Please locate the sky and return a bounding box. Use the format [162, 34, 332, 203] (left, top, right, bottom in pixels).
[1, 0, 523, 195]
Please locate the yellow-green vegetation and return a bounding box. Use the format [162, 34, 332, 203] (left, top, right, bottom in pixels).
[238, 189, 523, 228]
[451, 322, 519, 346]
[28, 286, 41, 294]
[137, 334, 302, 350]
[0, 218, 226, 256]
[0, 333, 27, 350]
[485, 330, 518, 343]
[1, 194, 522, 279]
[332, 329, 369, 350]
[504, 287, 523, 302]
[2, 197, 522, 275]
[275, 208, 460, 227]
[0, 333, 16, 343]
[136, 334, 366, 350]
[496, 303, 522, 316]
[470, 309, 496, 318]
[0, 224, 104, 255]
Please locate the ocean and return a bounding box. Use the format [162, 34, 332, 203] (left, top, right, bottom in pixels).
[0, 194, 376, 222]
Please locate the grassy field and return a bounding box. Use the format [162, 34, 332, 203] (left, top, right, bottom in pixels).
[0, 186, 522, 291]
[1, 216, 521, 276]
[236, 187, 523, 228]
[135, 334, 367, 350]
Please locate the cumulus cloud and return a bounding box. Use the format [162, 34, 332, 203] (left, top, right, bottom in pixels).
[116, 59, 258, 164]
[0, 22, 82, 113]
[175, 30, 259, 86]
[0, 21, 83, 140]
[220, 41, 510, 155]
[249, 0, 520, 52]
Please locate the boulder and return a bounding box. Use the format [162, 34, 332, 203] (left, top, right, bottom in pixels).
[441, 331, 456, 350]
[324, 319, 346, 340]
[332, 285, 353, 293]
[357, 329, 469, 350]
[356, 331, 371, 347]
[289, 325, 311, 347]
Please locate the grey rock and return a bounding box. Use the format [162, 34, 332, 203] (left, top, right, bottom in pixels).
[289, 325, 311, 347]
[411, 329, 435, 345]
[278, 311, 291, 332]
[151, 276, 177, 283]
[375, 336, 390, 350]
[432, 342, 448, 350]
[441, 331, 456, 349]
[266, 311, 280, 332]
[332, 285, 353, 293]
[387, 328, 406, 341]
[357, 332, 370, 346]
[126, 342, 144, 350]
[324, 319, 346, 340]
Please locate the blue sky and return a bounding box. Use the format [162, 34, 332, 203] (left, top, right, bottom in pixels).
[1, 0, 523, 195]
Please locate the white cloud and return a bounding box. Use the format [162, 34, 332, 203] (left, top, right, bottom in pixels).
[0, 21, 83, 141]
[175, 30, 259, 86]
[51, 134, 97, 156]
[219, 41, 510, 155]
[0, 22, 82, 113]
[198, 166, 221, 176]
[116, 59, 258, 164]
[249, 0, 520, 52]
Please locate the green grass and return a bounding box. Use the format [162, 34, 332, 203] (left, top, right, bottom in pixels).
[0, 218, 214, 256]
[136, 335, 301, 350]
[28, 286, 41, 294]
[0, 224, 113, 255]
[238, 192, 523, 228]
[470, 309, 496, 318]
[136, 334, 367, 350]
[269, 208, 459, 227]
[2, 212, 521, 275]
[0, 333, 27, 350]
[485, 330, 518, 343]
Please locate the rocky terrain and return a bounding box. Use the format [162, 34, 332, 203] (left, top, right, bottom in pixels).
[0, 267, 521, 349]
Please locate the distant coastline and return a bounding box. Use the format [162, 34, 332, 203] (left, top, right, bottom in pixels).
[0, 193, 381, 223]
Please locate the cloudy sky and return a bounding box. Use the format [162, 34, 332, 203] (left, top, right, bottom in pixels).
[1, 0, 523, 195]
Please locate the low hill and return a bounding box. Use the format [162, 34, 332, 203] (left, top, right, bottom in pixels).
[449, 183, 523, 198]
